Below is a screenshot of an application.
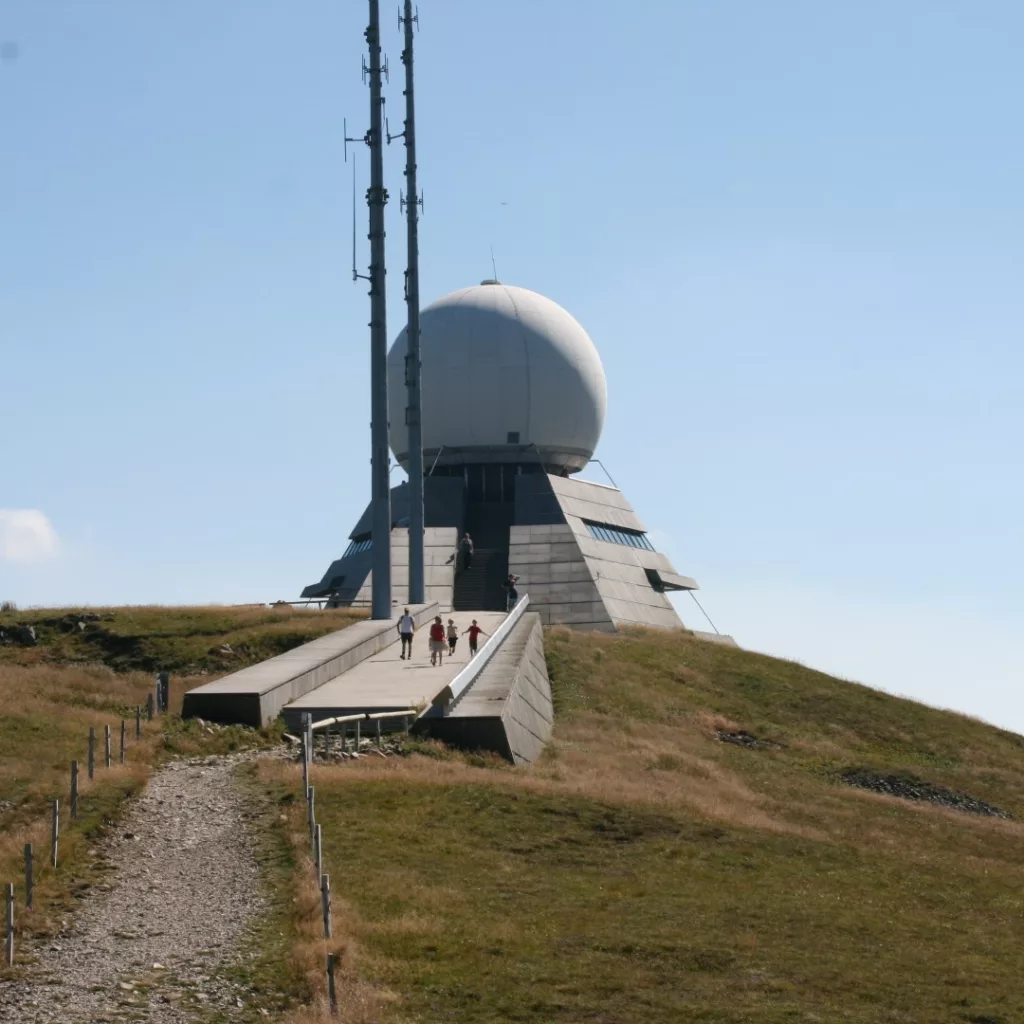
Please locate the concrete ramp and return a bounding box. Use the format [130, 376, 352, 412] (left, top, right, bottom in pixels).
[421, 610, 553, 765]
[279, 611, 506, 731]
[182, 603, 439, 727]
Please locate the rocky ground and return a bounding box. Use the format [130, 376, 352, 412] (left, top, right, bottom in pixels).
[0, 754, 267, 1023]
[840, 766, 1012, 818]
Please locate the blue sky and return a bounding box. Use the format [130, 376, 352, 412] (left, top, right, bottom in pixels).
[2, 2, 1022, 732]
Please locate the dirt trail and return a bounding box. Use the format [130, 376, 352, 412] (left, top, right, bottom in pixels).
[1, 754, 265, 1023]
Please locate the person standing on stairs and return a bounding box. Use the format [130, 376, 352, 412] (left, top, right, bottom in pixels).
[503, 573, 520, 612]
[397, 608, 416, 660]
[429, 616, 447, 666]
[460, 532, 474, 572]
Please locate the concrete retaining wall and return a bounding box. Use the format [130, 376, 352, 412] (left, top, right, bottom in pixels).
[423, 612, 553, 765]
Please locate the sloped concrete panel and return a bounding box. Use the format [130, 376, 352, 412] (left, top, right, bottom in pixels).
[423, 613, 553, 765]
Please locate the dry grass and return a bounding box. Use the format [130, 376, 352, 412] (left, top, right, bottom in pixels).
[0, 603, 365, 674]
[253, 627, 1024, 1023]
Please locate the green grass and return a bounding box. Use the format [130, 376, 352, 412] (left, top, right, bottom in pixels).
[264, 627, 1024, 1024]
[0, 604, 365, 674]
[6, 607, 1024, 1021]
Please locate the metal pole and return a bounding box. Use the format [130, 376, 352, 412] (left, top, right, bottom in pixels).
[120, 720, 126, 764]
[401, 0, 425, 605]
[367, 0, 392, 620]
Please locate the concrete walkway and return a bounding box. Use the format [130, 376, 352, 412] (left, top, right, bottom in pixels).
[282, 611, 506, 726]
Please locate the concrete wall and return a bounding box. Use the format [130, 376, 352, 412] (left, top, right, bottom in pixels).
[423, 611, 553, 765]
[501, 614, 555, 764]
[508, 474, 691, 632]
[343, 527, 458, 612]
[182, 603, 440, 727]
[302, 477, 465, 601]
[508, 523, 614, 631]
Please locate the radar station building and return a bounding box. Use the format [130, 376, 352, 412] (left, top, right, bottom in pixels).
[303, 281, 699, 632]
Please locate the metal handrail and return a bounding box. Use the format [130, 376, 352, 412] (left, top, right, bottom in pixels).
[311, 708, 418, 732]
[431, 594, 530, 714]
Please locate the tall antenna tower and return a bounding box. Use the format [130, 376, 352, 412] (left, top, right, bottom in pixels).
[351, 0, 392, 620]
[389, 1, 425, 604]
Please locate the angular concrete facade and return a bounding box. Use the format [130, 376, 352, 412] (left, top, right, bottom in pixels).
[303, 526, 458, 612]
[423, 611, 553, 764]
[304, 469, 702, 633]
[508, 476, 696, 631]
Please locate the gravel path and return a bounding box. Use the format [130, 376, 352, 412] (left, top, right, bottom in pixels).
[1, 754, 265, 1023]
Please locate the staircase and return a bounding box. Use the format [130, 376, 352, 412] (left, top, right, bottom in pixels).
[453, 501, 514, 612]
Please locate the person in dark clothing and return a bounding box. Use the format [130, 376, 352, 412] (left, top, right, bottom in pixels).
[503, 573, 520, 612]
[460, 533, 474, 571]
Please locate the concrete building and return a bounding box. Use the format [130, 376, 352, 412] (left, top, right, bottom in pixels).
[303, 280, 701, 631]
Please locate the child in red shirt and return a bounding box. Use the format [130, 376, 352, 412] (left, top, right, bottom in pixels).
[466, 619, 488, 657]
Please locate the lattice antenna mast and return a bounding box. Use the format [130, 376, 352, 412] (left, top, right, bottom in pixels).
[387, 2, 425, 605]
[344, 0, 392, 620]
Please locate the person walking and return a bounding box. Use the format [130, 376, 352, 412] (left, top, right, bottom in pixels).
[467, 619, 488, 657]
[460, 532, 474, 572]
[428, 616, 446, 666]
[396, 607, 416, 660]
[446, 618, 460, 657]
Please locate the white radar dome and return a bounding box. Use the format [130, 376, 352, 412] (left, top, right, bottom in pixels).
[388, 282, 607, 474]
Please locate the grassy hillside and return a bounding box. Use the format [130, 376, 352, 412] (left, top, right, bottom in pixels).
[0, 603, 364, 674]
[265, 627, 1024, 1024]
[0, 604, 360, 945]
[4, 606, 1023, 1021]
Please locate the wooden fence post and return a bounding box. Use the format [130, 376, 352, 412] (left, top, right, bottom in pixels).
[104, 724, 111, 768]
[301, 735, 309, 795]
[315, 823, 322, 878]
[136, 705, 142, 740]
[50, 799, 59, 869]
[339, 723, 347, 755]
[307, 787, 315, 845]
[355, 718, 361, 751]
[24, 845, 32, 910]
[326, 951, 338, 1015]
[146, 693, 154, 722]
[120, 720, 126, 764]
[88, 727, 95, 780]
[321, 873, 333, 939]
[70, 760, 79, 820]
[5, 882, 13, 966]
[376, 718, 382, 749]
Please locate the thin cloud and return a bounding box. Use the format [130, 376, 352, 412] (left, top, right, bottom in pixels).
[0, 509, 59, 562]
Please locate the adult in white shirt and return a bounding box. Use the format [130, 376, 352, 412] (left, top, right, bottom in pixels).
[397, 608, 416, 660]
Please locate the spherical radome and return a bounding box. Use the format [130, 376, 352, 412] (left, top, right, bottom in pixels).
[388, 282, 607, 473]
